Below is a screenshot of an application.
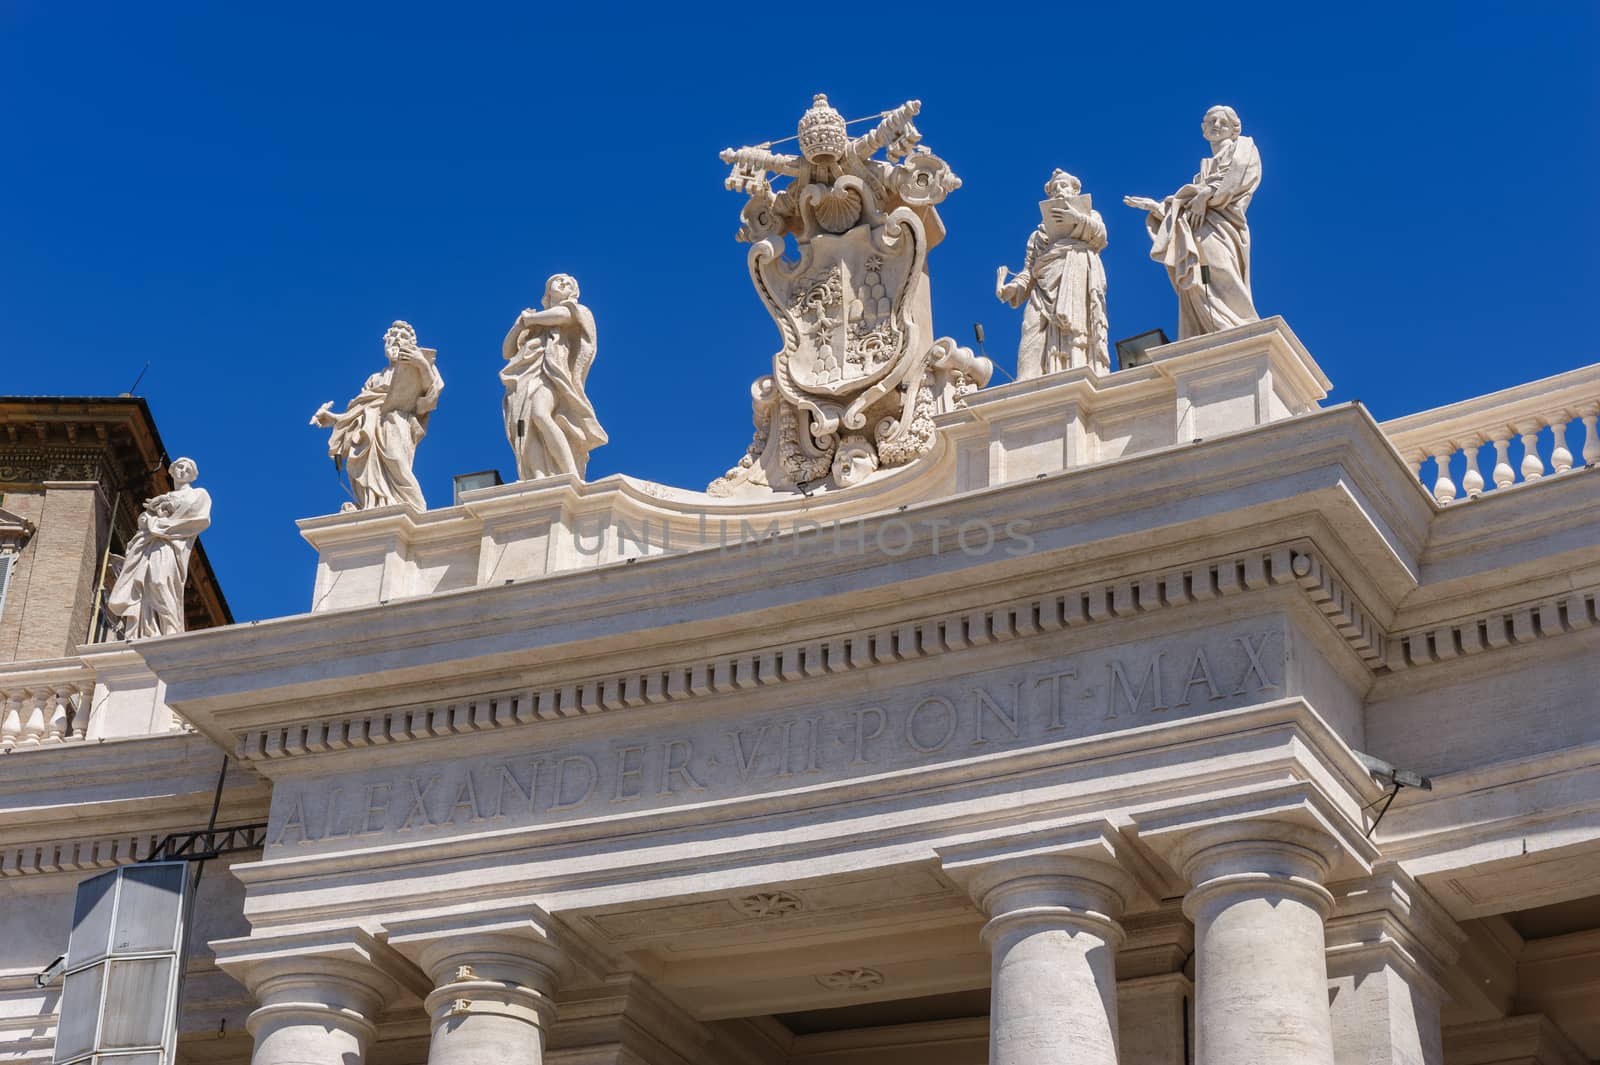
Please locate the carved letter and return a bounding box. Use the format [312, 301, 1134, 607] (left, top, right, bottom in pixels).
[322, 787, 355, 840]
[848, 707, 886, 766]
[971, 682, 1022, 745]
[728, 726, 770, 781]
[550, 756, 598, 810]
[400, 776, 441, 830]
[1108, 655, 1167, 719]
[360, 783, 392, 835]
[907, 697, 959, 754]
[1234, 633, 1280, 694]
[777, 719, 822, 777]
[273, 795, 311, 846]
[1034, 668, 1079, 731]
[448, 775, 484, 824]
[660, 739, 708, 794]
[1176, 648, 1224, 706]
[614, 745, 647, 801]
[490, 763, 534, 819]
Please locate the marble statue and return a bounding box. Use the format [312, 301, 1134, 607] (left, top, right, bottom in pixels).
[106, 457, 211, 638]
[1124, 105, 1262, 339]
[710, 94, 991, 496]
[997, 169, 1110, 378]
[501, 274, 607, 481]
[310, 320, 443, 512]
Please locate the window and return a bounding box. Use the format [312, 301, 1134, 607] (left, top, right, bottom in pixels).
[0, 553, 13, 619]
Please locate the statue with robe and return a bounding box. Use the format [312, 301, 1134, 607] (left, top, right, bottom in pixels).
[501, 273, 607, 480]
[311, 320, 444, 511]
[106, 457, 211, 638]
[1125, 105, 1262, 339]
[996, 169, 1110, 378]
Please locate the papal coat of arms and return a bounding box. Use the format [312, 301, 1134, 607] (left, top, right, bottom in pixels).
[708, 95, 992, 496]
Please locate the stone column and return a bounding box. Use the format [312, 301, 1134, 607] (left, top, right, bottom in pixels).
[1178, 821, 1343, 1065]
[415, 933, 563, 1065]
[247, 959, 387, 1065]
[941, 825, 1136, 1065]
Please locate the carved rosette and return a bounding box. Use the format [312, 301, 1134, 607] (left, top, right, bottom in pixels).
[816, 967, 885, 991]
[731, 890, 806, 918]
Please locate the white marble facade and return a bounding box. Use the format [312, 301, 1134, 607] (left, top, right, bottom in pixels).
[3, 96, 1600, 1065]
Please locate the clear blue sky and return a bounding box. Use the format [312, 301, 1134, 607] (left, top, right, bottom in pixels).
[3, 2, 1595, 623]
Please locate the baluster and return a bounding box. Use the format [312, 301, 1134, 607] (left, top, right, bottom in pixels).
[1430, 444, 1457, 503]
[1548, 412, 1574, 473]
[19, 689, 47, 747]
[1516, 421, 1546, 482]
[1490, 432, 1515, 489]
[46, 686, 72, 742]
[0, 692, 21, 752]
[1459, 435, 1485, 498]
[1579, 403, 1599, 467]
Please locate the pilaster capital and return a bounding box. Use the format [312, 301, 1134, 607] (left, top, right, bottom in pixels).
[939, 821, 1139, 946]
[1324, 863, 1465, 999]
[211, 927, 427, 1037]
[1133, 782, 1378, 920]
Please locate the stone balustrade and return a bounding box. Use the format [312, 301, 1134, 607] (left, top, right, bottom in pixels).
[0, 659, 94, 752]
[1381, 363, 1600, 504]
[0, 650, 183, 752]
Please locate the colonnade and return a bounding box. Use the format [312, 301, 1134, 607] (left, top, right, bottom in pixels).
[222, 813, 1447, 1065]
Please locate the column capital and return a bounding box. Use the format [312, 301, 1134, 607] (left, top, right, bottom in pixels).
[387, 907, 569, 1031]
[1133, 781, 1377, 916]
[939, 820, 1140, 946]
[212, 927, 427, 1040]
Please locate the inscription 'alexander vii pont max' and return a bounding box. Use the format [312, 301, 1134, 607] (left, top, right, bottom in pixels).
[271, 627, 1285, 847]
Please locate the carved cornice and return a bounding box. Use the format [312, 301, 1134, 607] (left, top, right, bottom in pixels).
[234, 541, 1381, 764]
[0, 506, 34, 553]
[0, 831, 161, 877]
[1384, 587, 1598, 671]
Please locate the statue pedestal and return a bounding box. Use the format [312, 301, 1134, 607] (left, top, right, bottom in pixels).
[947, 316, 1331, 490]
[1146, 316, 1331, 442]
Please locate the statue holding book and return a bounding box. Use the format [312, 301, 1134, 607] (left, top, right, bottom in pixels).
[997, 169, 1110, 378]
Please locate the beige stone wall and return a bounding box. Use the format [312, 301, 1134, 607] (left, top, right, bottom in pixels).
[0, 488, 44, 662]
[0, 483, 107, 663]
